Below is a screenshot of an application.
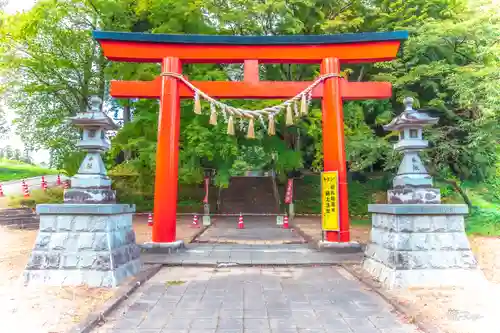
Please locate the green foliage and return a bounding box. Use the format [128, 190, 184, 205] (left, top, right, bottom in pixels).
[3, 0, 499, 180]
[0, 160, 58, 181]
[374, 1, 500, 179]
[466, 208, 500, 236]
[293, 174, 389, 216]
[293, 175, 322, 214]
[109, 161, 219, 212]
[8, 187, 64, 208]
[62, 151, 86, 176]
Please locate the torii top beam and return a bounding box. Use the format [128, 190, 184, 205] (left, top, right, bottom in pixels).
[93, 31, 408, 64]
[93, 31, 408, 100]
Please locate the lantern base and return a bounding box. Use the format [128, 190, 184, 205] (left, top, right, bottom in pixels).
[363, 204, 485, 289]
[24, 204, 140, 287]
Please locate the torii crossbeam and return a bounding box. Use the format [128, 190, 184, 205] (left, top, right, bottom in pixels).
[94, 31, 408, 244]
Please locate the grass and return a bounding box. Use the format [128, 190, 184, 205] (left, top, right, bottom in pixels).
[165, 280, 185, 286]
[0, 159, 58, 182]
[350, 218, 371, 227]
[8, 187, 64, 208]
[465, 208, 500, 236]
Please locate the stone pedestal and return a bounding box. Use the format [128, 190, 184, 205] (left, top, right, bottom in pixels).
[24, 204, 141, 287]
[363, 204, 485, 288]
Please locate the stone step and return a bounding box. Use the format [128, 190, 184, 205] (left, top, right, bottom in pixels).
[220, 177, 279, 214]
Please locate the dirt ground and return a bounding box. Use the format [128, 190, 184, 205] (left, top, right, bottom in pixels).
[293, 216, 500, 333]
[0, 216, 202, 333]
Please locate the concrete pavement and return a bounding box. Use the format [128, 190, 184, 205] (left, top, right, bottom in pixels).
[0, 174, 68, 197]
[93, 266, 421, 333]
[195, 217, 305, 244]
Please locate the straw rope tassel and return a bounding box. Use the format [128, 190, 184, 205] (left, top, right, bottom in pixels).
[300, 93, 308, 116]
[247, 118, 255, 139]
[194, 92, 202, 115]
[267, 115, 276, 135]
[209, 103, 217, 125]
[286, 104, 294, 126]
[227, 115, 235, 135]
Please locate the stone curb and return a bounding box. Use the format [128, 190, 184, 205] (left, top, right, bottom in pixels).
[188, 225, 210, 243]
[67, 264, 162, 333]
[158, 262, 361, 267]
[289, 222, 322, 251]
[341, 264, 442, 333]
[139, 225, 209, 254]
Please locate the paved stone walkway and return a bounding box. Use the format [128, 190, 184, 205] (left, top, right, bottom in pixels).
[94, 266, 420, 333]
[195, 217, 304, 244]
[142, 244, 362, 265]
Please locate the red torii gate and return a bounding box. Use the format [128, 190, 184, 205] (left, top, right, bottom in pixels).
[93, 31, 408, 244]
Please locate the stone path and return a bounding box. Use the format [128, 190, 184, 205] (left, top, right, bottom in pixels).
[142, 244, 363, 265]
[195, 217, 304, 244]
[93, 266, 421, 333]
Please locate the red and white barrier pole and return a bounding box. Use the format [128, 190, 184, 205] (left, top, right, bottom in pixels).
[0, 184, 3, 197]
[41, 176, 47, 191]
[22, 180, 30, 198]
[64, 180, 70, 189]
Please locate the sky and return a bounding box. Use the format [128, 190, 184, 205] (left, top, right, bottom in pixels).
[2, 0, 46, 164]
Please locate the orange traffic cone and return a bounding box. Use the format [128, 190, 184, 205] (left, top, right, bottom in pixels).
[0, 184, 3, 197]
[238, 213, 245, 229]
[22, 180, 30, 198]
[41, 176, 47, 191]
[191, 214, 200, 228]
[56, 174, 61, 185]
[64, 180, 70, 189]
[283, 215, 289, 229]
[147, 213, 153, 226]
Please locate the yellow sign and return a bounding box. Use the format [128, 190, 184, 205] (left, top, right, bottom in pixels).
[321, 171, 339, 231]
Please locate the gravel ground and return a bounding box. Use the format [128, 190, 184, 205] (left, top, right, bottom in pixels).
[0, 216, 202, 333]
[293, 217, 500, 333]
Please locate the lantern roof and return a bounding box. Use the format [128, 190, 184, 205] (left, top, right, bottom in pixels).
[384, 97, 439, 131]
[69, 96, 118, 130]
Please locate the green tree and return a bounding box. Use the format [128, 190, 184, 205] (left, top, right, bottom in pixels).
[0, 103, 8, 140]
[375, 1, 500, 180]
[4, 145, 12, 160]
[1, 0, 498, 192]
[13, 148, 21, 161]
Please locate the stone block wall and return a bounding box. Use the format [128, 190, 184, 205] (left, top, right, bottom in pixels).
[24, 211, 141, 287]
[363, 211, 485, 288]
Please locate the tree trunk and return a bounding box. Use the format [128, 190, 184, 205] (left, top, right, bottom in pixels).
[123, 99, 132, 161]
[441, 179, 473, 209]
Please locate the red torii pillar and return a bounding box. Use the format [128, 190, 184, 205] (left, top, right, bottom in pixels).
[94, 31, 408, 244]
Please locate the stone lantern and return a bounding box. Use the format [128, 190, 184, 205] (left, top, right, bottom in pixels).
[362, 97, 484, 289]
[384, 97, 440, 204]
[64, 96, 117, 203]
[24, 96, 140, 288]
